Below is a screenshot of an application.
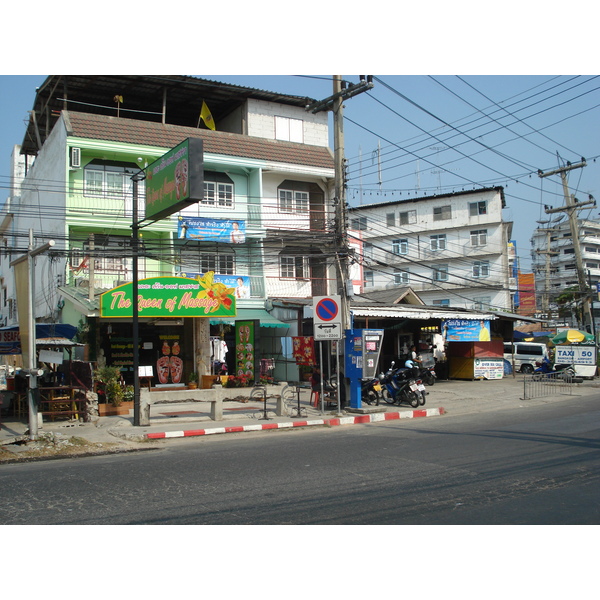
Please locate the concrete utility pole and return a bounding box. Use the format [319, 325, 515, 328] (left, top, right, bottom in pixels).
[306, 76, 374, 327]
[535, 227, 559, 318]
[539, 159, 595, 330]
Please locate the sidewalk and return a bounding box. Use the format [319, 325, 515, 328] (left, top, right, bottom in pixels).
[1, 376, 599, 458]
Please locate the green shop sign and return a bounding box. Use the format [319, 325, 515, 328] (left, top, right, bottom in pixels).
[100, 274, 236, 318]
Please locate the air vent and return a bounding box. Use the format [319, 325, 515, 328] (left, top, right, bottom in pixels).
[70, 147, 81, 168]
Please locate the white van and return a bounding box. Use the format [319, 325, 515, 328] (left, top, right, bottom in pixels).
[504, 342, 549, 373]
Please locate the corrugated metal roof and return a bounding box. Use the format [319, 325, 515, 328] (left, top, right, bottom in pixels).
[351, 307, 499, 320]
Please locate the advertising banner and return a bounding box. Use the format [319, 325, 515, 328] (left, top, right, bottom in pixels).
[179, 273, 251, 299]
[100, 274, 236, 318]
[442, 319, 491, 342]
[517, 272, 536, 316]
[235, 320, 257, 380]
[145, 138, 204, 221]
[178, 217, 246, 244]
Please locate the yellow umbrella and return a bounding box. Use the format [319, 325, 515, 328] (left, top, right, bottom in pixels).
[551, 329, 595, 345]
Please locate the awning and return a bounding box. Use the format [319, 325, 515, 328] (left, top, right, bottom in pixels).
[209, 308, 290, 328]
[351, 307, 499, 320]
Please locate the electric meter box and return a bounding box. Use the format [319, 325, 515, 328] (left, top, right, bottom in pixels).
[344, 329, 384, 380]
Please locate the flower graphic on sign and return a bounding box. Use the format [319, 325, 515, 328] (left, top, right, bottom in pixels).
[195, 271, 235, 312]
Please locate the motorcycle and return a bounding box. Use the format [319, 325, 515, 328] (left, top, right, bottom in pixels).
[379, 362, 426, 408]
[418, 364, 437, 386]
[361, 376, 382, 406]
[532, 356, 576, 382]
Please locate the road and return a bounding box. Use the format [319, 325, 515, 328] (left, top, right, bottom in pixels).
[1, 395, 599, 525]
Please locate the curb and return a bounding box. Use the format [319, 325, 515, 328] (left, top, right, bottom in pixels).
[145, 406, 447, 440]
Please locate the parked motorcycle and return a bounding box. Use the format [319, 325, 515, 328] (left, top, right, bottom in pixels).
[379, 362, 425, 408]
[418, 364, 437, 386]
[533, 356, 576, 382]
[361, 376, 382, 406]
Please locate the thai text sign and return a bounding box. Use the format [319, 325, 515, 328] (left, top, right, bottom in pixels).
[178, 217, 246, 244]
[145, 138, 204, 221]
[443, 319, 491, 342]
[100, 274, 236, 318]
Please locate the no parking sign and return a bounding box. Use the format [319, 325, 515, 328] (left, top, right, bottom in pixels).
[313, 295, 343, 340]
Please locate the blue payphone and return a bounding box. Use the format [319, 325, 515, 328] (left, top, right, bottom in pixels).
[344, 329, 384, 409]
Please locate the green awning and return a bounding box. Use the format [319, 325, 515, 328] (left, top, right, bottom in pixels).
[210, 308, 290, 328]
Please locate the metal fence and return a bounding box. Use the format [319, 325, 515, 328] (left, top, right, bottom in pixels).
[522, 372, 574, 400]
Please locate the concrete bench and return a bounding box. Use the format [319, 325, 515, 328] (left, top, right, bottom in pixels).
[139, 388, 223, 427]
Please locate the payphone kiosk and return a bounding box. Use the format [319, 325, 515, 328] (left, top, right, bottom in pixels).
[344, 329, 384, 409]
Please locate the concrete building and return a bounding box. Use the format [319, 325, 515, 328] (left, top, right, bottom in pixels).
[0, 75, 335, 383]
[348, 187, 515, 311]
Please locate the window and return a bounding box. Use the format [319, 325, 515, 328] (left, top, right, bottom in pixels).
[200, 253, 235, 275]
[280, 255, 308, 279]
[586, 262, 599, 269]
[470, 229, 487, 246]
[392, 238, 408, 255]
[563, 248, 575, 254]
[278, 189, 309, 214]
[363, 271, 374, 288]
[433, 205, 451, 221]
[351, 217, 367, 231]
[430, 234, 446, 251]
[83, 160, 143, 211]
[433, 264, 448, 281]
[469, 201, 487, 216]
[203, 181, 234, 208]
[275, 116, 303, 142]
[399, 210, 416, 225]
[394, 270, 410, 284]
[473, 296, 491, 310]
[585, 247, 598, 252]
[82, 235, 131, 274]
[363, 243, 374, 261]
[565, 264, 576, 270]
[386, 213, 395, 227]
[473, 260, 490, 278]
[432, 299, 450, 306]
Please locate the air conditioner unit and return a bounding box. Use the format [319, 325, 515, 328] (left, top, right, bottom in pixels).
[70, 147, 81, 169]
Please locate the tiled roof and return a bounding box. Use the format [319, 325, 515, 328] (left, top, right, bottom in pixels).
[65, 111, 334, 170]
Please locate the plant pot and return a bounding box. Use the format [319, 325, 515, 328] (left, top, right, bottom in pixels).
[188, 382, 198, 389]
[98, 401, 134, 416]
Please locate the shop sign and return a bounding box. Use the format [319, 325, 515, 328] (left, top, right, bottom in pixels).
[100, 273, 236, 318]
[443, 319, 490, 342]
[145, 138, 204, 221]
[474, 358, 504, 379]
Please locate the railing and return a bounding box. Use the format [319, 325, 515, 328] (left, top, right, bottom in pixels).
[522, 372, 574, 400]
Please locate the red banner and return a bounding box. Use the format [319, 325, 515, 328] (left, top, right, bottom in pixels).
[292, 337, 316, 366]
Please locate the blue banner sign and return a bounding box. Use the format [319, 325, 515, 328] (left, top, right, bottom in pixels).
[178, 217, 246, 244]
[180, 273, 251, 299]
[442, 319, 491, 342]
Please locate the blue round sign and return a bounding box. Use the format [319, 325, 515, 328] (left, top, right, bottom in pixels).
[316, 297, 339, 322]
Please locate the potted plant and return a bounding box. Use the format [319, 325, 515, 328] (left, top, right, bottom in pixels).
[94, 366, 124, 407]
[188, 371, 198, 389]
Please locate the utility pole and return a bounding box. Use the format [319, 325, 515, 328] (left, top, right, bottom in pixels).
[306, 76, 374, 410]
[538, 159, 595, 330]
[306, 76, 374, 328]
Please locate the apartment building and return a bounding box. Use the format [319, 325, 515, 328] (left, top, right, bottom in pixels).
[348, 187, 514, 311]
[0, 75, 335, 383]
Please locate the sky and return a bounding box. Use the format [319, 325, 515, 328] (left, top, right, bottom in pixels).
[0, 6, 598, 277]
[1, 73, 597, 274]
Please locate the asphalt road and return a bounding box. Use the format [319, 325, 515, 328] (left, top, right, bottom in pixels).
[1, 395, 599, 525]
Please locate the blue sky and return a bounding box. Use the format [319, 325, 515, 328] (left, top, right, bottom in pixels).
[1, 73, 597, 273]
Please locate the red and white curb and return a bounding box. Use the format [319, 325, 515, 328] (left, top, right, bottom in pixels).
[145, 407, 446, 440]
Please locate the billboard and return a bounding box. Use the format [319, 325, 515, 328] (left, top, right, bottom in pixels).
[145, 138, 204, 221]
[517, 272, 536, 316]
[100, 274, 236, 318]
[442, 319, 491, 342]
